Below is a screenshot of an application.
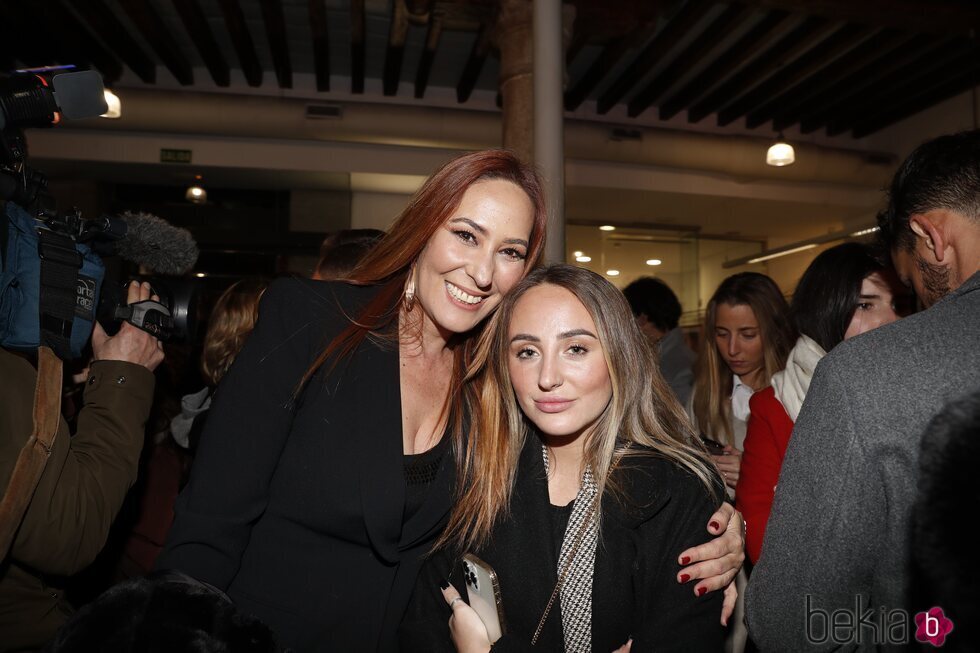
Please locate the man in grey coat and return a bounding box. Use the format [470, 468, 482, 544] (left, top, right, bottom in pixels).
[745, 130, 980, 651]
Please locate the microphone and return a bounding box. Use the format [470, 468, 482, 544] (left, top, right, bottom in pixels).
[87, 211, 199, 275]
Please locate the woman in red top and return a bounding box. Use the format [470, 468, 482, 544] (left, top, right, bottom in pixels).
[736, 243, 908, 563]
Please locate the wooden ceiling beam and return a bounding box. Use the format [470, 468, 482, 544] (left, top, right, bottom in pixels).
[852, 65, 980, 137]
[687, 16, 837, 124]
[717, 23, 871, 127]
[627, 4, 752, 118]
[383, 0, 410, 96]
[351, 0, 366, 93]
[718, 0, 980, 37]
[563, 18, 659, 112]
[596, 0, 714, 115]
[173, 0, 231, 87]
[415, 14, 443, 98]
[68, 0, 156, 83]
[217, 0, 263, 86]
[259, 0, 292, 88]
[828, 48, 979, 136]
[119, 0, 193, 85]
[762, 30, 911, 131]
[49, 0, 125, 81]
[308, 0, 330, 91]
[799, 38, 961, 133]
[658, 10, 791, 121]
[457, 24, 491, 103]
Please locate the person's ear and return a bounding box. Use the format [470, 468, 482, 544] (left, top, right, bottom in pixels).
[909, 213, 948, 263]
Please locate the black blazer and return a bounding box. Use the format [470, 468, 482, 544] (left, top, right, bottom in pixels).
[400, 437, 726, 652]
[156, 278, 455, 652]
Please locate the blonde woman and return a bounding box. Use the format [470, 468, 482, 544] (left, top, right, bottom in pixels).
[401, 265, 730, 652]
[690, 272, 794, 496]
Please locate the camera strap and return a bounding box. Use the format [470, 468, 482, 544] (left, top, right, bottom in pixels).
[36, 228, 82, 361]
[0, 346, 63, 559]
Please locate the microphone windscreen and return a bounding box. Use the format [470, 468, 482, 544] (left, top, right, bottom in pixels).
[115, 211, 199, 275]
[51, 70, 107, 119]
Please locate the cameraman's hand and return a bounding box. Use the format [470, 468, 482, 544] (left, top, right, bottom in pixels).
[91, 281, 165, 372]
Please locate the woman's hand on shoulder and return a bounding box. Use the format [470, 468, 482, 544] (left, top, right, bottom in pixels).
[442, 582, 492, 653]
[675, 502, 745, 625]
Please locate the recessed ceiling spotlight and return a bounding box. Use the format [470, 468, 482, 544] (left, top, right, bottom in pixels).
[195, 272, 207, 278]
[573, 251, 583, 257]
[599, 225, 616, 232]
[575, 255, 592, 263]
[646, 259, 662, 266]
[606, 269, 620, 276]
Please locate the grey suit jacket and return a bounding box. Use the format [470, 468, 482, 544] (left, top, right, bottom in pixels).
[745, 271, 980, 652]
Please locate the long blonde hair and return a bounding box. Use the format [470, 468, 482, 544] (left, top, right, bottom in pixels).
[201, 277, 269, 387]
[692, 272, 794, 444]
[440, 264, 720, 552]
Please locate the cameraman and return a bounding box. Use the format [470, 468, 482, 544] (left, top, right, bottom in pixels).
[0, 281, 163, 652]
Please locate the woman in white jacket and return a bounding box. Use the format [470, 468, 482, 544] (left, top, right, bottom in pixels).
[736, 242, 908, 564]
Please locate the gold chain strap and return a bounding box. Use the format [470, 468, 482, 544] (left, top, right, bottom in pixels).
[530, 494, 598, 646]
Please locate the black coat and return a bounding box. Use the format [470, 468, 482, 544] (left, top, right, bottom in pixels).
[400, 437, 726, 652]
[156, 278, 455, 652]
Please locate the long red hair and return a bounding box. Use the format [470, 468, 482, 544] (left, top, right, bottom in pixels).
[299, 150, 548, 445]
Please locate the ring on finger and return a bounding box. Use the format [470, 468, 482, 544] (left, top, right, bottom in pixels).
[449, 596, 465, 609]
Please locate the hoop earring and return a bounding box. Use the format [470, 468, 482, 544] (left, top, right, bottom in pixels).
[404, 266, 417, 311]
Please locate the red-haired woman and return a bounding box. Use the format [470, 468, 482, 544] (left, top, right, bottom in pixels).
[156, 150, 744, 652]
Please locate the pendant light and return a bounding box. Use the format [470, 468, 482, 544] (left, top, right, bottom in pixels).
[766, 133, 795, 167]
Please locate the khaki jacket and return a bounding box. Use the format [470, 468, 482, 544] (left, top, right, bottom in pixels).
[0, 348, 154, 652]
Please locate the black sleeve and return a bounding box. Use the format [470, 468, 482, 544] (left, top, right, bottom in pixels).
[632, 469, 727, 653]
[155, 278, 342, 589]
[399, 546, 457, 653]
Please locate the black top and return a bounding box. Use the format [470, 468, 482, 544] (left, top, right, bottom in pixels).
[403, 436, 450, 522]
[156, 278, 456, 652]
[400, 436, 727, 653]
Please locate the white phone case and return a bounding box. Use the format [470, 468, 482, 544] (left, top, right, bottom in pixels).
[462, 553, 506, 642]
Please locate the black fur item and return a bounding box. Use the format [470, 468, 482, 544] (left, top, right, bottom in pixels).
[44, 571, 280, 653]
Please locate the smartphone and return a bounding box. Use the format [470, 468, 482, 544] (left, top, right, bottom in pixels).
[462, 553, 506, 642]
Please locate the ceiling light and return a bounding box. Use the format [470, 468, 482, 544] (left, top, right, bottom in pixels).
[747, 244, 816, 264]
[646, 259, 662, 266]
[195, 272, 207, 278]
[100, 89, 121, 119]
[606, 269, 620, 276]
[766, 134, 795, 167]
[573, 251, 583, 257]
[850, 226, 880, 237]
[599, 225, 615, 231]
[575, 255, 591, 263]
[186, 175, 207, 204]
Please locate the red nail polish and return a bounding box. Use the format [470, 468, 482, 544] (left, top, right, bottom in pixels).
[697, 587, 707, 597]
[710, 521, 720, 531]
[680, 556, 691, 565]
[679, 574, 690, 583]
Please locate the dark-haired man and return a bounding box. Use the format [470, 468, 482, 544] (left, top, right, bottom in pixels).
[623, 277, 696, 406]
[746, 130, 980, 651]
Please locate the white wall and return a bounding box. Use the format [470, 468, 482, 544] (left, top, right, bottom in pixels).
[350, 191, 412, 231]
